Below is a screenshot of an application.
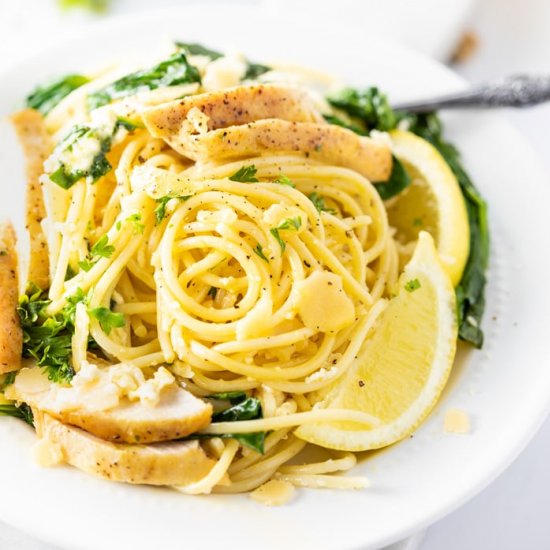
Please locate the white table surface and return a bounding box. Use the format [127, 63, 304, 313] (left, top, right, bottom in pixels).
[0, 1, 549, 549]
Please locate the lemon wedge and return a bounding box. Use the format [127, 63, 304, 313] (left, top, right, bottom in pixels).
[386, 129, 469, 286]
[295, 232, 457, 451]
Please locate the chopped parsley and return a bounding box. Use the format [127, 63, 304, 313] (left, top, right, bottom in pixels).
[404, 278, 421, 292]
[26, 74, 90, 115]
[273, 175, 296, 187]
[253, 244, 270, 263]
[89, 306, 125, 335]
[229, 165, 258, 183]
[78, 235, 114, 272]
[87, 52, 201, 111]
[154, 195, 191, 225]
[308, 192, 336, 214]
[17, 285, 87, 383]
[126, 213, 144, 234]
[270, 217, 302, 253]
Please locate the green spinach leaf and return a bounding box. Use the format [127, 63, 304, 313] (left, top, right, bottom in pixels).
[87, 52, 201, 110]
[26, 74, 89, 115]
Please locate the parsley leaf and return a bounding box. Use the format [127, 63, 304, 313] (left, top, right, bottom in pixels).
[270, 217, 302, 253]
[90, 235, 115, 258]
[26, 74, 89, 115]
[253, 244, 270, 263]
[273, 175, 296, 187]
[404, 278, 421, 292]
[17, 285, 87, 383]
[308, 192, 336, 214]
[79, 235, 114, 272]
[154, 195, 191, 225]
[126, 213, 144, 234]
[229, 165, 258, 183]
[89, 307, 125, 335]
[87, 53, 201, 111]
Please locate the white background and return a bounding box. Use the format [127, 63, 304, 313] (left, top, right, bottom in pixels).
[0, 0, 548, 548]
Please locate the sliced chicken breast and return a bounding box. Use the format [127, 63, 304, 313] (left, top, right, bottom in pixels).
[35, 412, 215, 486]
[0, 222, 22, 374]
[11, 109, 51, 290]
[168, 119, 392, 182]
[142, 83, 324, 137]
[9, 367, 212, 444]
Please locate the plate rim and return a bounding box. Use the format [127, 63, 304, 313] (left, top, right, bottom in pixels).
[0, 6, 549, 550]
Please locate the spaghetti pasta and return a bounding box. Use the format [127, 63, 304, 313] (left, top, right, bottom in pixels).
[6, 43, 442, 497]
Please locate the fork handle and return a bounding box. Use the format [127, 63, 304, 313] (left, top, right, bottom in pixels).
[392, 74, 550, 112]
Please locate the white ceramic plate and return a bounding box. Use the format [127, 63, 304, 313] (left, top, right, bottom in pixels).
[1, 6, 549, 550]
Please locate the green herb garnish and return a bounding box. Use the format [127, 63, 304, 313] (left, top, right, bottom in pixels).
[79, 234, 114, 272]
[273, 175, 296, 187]
[229, 165, 258, 183]
[17, 285, 87, 383]
[253, 244, 270, 263]
[89, 307, 125, 335]
[26, 74, 89, 115]
[270, 217, 302, 253]
[404, 278, 421, 292]
[154, 195, 191, 225]
[308, 192, 336, 214]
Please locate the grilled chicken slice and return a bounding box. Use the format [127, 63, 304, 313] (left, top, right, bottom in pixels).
[169, 119, 392, 182]
[10, 109, 51, 290]
[0, 222, 22, 374]
[8, 367, 212, 444]
[142, 83, 324, 138]
[35, 412, 215, 486]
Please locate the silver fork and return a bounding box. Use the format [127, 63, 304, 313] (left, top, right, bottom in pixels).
[391, 74, 550, 112]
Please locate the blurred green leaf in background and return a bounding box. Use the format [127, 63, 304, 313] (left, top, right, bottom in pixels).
[58, 0, 111, 13]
